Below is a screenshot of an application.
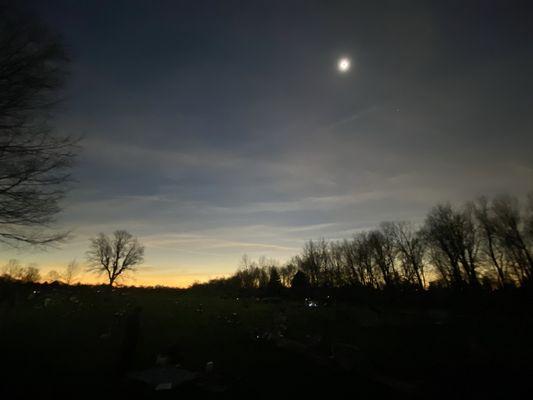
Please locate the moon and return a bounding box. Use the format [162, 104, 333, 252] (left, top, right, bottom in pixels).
[337, 57, 351, 73]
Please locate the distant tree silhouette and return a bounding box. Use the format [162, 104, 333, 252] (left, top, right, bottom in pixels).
[472, 197, 509, 288]
[1, 259, 40, 282]
[278, 261, 297, 287]
[235, 254, 275, 290]
[423, 203, 481, 288]
[491, 195, 533, 285]
[86, 230, 145, 286]
[46, 259, 80, 284]
[368, 227, 398, 288]
[386, 221, 427, 289]
[291, 270, 310, 293]
[211, 193, 532, 292]
[46, 269, 62, 282]
[1, 259, 23, 279]
[62, 259, 80, 284]
[303, 239, 327, 286]
[20, 264, 40, 283]
[266, 267, 283, 295]
[0, 4, 78, 246]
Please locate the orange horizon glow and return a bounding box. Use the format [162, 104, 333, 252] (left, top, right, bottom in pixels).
[0, 259, 232, 289]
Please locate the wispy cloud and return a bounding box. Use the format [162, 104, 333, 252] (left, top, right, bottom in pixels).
[325, 105, 380, 131]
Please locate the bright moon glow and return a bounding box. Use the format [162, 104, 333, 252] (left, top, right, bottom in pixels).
[338, 57, 351, 73]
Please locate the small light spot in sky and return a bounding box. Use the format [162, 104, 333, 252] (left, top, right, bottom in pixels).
[337, 57, 351, 73]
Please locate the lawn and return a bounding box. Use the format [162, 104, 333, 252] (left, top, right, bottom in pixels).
[1, 282, 531, 398]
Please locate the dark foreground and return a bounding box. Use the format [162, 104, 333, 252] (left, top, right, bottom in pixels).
[1, 281, 532, 399]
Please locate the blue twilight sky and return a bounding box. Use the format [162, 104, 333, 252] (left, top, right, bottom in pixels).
[5, 0, 533, 286]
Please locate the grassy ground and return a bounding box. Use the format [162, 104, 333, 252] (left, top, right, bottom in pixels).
[0, 282, 532, 398]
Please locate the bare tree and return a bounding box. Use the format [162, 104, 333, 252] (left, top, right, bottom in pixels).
[236, 254, 263, 289]
[299, 240, 327, 287]
[0, 4, 78, 246]
[266, 267, 283, 294]
[424, 203, 482, 288]
[328, 241, 348, 287]
[338, 239, 360, 286]
[217, 193, 533, 291]
[459, 203, 482, 287]
[46, 269, 62, 282]
[2, 258, 23, 279]
[355, 232, 378, 288]
[45, 260, 79, 284]
[21, 263, 40, 282]
[279, 260, 297, 287]
[2, 259, 40, 282]
[427, 245, 452, 287]
[368, 227, 398, 288]
[86, 230, 145, 286]
[491, 195, 533, 285]
[62, 259, 80, 285]
[472, 197, 510, 288]
[386, 221, 427, 289]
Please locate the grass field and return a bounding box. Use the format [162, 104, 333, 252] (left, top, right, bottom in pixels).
[1, 282, 532, 398]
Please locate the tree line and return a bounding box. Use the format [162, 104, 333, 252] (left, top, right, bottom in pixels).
[1, 229, 145, 287]
[206, 194, 533, 293]
[1, 258, 81, 285]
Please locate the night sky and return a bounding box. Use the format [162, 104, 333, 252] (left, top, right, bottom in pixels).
[11, 0, 533, 286]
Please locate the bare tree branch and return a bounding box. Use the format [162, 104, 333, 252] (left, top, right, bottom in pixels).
[0, 4, 79, 247]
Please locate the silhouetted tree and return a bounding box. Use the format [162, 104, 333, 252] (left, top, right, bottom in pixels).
[2, 259, 23, 279]
[352, 232, 377, 287]
[291, 270, 310, 293]
[46, 269, 62, 282]
[368, 226, 398, 288]
[424, 204, 481, 288]
[299, 239, 330, 287]
[236, 255, 262, 289]
[491, 195, 533, 285]
[338, 239, 361, 286]
[62, 259, 80, 284]
[279, 260, 297, 287]
[386, 221, 427, 289]
[46, 259, 80, 284]
[257, 256, 275, 288]
[266, 267, 283, 295]
[0, 4, 78, 246]
[2, 259, 40, 282]
[86, 230, 145, 286]
[472, 197, 509, 288]
[218, 193, 533, 292]
[328, 241, 347, 286]
[20, 263, 40, 282]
